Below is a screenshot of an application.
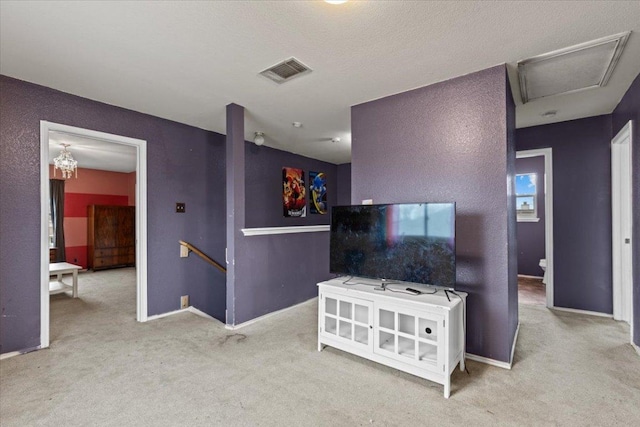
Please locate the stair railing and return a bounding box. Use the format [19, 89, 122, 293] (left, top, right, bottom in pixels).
[179, 240, 227, 274]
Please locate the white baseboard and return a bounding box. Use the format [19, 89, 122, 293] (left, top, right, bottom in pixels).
[465, 353, 512, 370]
[518, 274, 544, 280]
[0, 351, 23, 361]
[146, 306, 221, 322]
[510, 322, 520, 366]
[187, 306, 219, 321]
[226, 297, 317, 330]
[551, 306, 613, 318]
[464, 322, 519, 370]
[0, 345, 41, 360]
[633, 342, 640, 357]
[146, 307, 191, 321]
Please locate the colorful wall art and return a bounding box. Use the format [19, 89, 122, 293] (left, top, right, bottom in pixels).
[282, 167, 306, 217]
[309, 171, 327, 214]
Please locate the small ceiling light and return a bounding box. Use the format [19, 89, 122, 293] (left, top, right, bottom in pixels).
[541, 110, 557, 118]
[331, 137, 341, 143]
[325, 0, 348, 4]
[292, 122, 302, 128]
[53, 143, 78, 179]
[254, 132, 265, 146]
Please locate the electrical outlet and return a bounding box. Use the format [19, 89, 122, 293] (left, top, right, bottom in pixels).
[176, 202, 186, 213]
[180, 295, 189, 309]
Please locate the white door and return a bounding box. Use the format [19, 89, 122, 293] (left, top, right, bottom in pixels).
[611, 121, 633, 327]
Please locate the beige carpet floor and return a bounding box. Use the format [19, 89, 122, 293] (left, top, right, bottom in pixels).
[1, 268, 639, 426]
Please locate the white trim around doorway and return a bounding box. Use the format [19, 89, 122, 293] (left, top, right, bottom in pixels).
[516, 148, 554, 309]
[40, 121, 148, 349]
[611, 120, 634, 344]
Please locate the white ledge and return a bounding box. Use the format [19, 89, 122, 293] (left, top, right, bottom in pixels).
[241, 225, 330, 236]
[517, 217, 540, 223]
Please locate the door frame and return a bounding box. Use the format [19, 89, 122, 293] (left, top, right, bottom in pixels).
[40, 121, 148, 349]
[611, 120, 633, 342]
[516, 148, 554, 308]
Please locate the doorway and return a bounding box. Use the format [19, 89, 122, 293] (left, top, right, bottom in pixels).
[611, 120, 634, 343]
[516, 148, 554, 308]
[40, 121, 148, 349]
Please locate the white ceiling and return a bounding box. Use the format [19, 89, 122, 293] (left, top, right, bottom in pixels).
[2, 1, 640, 165]
[49, 131, 136, 173]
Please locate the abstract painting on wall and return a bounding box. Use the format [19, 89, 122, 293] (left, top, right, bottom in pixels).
[309, 171, 327, 215]
[283, 167, 306, 217]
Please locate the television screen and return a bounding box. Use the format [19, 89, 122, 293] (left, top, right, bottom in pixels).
[330, 203, 456, 288]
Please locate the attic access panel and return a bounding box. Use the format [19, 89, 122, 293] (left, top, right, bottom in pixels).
[518, 32, 630, 103]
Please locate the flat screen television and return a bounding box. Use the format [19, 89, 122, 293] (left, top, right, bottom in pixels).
[330, 203, 456, 288]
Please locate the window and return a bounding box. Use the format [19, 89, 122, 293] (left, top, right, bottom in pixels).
[516, 173, 539, 222]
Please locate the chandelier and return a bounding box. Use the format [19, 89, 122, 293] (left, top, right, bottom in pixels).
[53, 144, 78, 179]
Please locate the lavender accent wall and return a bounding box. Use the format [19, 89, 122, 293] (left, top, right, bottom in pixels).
[505, 75, 518, 350]
[351, 65, 517, 362]
[0, 76, 226, 354]
[244, 144, 337, 228]
[516, 156, 546, 276]
[516, 115, 613, 314]
[337, 163, 352, 205]
[225, 103, 245, 326]
[612, 72, 640, 346]
[232, 232, 331, 324]
[225, 106, 334, 326]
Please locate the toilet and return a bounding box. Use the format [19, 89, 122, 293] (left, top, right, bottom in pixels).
[539, 259, 547, 284]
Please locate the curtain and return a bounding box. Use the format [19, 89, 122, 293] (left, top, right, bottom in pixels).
[50, 179, 66, 262]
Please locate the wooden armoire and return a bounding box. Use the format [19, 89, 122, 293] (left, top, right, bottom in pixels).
[87, 205, 135, 270]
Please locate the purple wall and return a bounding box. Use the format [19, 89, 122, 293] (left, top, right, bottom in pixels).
[506, 74, 518, 353]
[225, 103, 245, 326]
[516, 156, 546, 277]
[612, 72, 640, 346]
[516, 115, 613, 313]
[0, 76, 227, 354]
[225, 107, 333, 326]
[232, 231, 331, 324]
[337, 163, 352, 205]
[351, 65, 517, 362]
[244, 144, 337, 228]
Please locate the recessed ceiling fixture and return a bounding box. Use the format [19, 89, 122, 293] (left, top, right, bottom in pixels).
[53, 143, 78, 179]
[254, 132, 265, 146]
[517, 31, 631, 103]
[292, 122, 302, 128]
[259, 57, 312, 84]
[325, 0, 348, 4]
[541, 110, 557, 118]
[331, 137, 341, 143]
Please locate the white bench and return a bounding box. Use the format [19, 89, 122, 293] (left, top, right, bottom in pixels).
[49, 262, 81, 298]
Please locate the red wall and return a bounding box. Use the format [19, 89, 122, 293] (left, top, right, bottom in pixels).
[51, 166, 135, 267]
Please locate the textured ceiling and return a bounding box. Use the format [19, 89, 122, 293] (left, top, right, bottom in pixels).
[49, 132, 137, 173]
[2, 1, 640, 164]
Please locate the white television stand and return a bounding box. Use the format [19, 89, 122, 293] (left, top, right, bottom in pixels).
[317, 278, 467, 398]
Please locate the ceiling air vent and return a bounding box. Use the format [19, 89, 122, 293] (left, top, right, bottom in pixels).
[517, 31, 631, 103]
[259, 57, 312, 84]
